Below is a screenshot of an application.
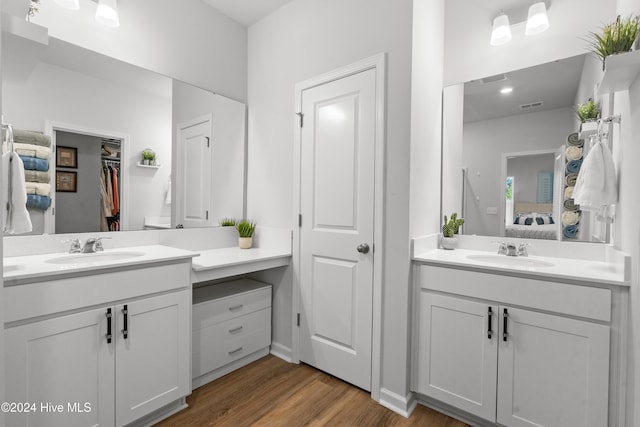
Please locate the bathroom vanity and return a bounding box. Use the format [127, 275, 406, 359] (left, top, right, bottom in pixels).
[411, 241, 629, 427]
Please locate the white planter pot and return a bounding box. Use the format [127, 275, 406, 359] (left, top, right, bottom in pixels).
[440, 236, 457, 250]
[238, 237, 253, 249]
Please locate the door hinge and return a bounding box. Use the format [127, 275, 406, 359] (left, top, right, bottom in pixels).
[296, 112, 304, 128]
[298, 214, 302, 227]
[297, 313, 300, 327]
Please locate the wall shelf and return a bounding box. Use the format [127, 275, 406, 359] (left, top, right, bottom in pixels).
[137, 162, 161, 169]
[598, 49, 640, 95]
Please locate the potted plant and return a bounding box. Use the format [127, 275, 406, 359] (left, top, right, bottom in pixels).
[576, 98, 600, 136]
[142, 149, 155, 166]
[236, 219, 256, 249]
[441, 213, 464, 250]
[587, 15, 640, 70]
[220, 218, 236, 227]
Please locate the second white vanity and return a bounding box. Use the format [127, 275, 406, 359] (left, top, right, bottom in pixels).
[411, 238, 629, 427]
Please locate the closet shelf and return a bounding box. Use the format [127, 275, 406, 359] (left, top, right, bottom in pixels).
[102, 156, 121, 161]
[598, 49, 640, 95]
[136, 162, 161, 169]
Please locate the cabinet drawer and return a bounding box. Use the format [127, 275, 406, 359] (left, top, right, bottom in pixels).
[419, 265, 611, 321]
[193, 286, 271, 329]
[192, 308, 271, 377]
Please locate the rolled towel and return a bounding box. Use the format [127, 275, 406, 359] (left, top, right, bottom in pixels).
[564, 186, 575, 199]
[563, 224, 578, 239]
[13, 130, 51, 147]
[566, 159, 582, 174]
[14, 142, 51, 160]
[26, 194, 51, 210]
[19, 156, 49, 171]
[564, 199, 580, 211]
[24, 170, 50, 183]
[562, 210, 580, 225]
[567, 133, 583, 146]
[25, 182, 51, 197]
[565, 173, 578, 187]
[565, 146, 583, 161]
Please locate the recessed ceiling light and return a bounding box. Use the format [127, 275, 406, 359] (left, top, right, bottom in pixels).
[500, 87, 514, 94]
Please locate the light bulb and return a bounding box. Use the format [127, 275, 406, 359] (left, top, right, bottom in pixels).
[525, 2, 550, 36]
[490, 14, 512, 46]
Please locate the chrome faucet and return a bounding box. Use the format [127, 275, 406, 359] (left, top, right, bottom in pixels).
[81, 237, 110, 253]
[517, 243, 530, 257]
[68, 238, 82, 253]
[496, 242, 508, 255]
[506, 243, 517, 256]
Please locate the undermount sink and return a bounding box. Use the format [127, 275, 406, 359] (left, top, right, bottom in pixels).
[46, 251, 146, 265]
[466, 254, 554, 268]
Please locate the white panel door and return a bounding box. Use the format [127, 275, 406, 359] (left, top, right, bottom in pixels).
[115, 291, 190, 426]
[299, 68, 376, 391]
[497, 306, 610, 427]
[176, 116, 212, 228]
[5, 307, 115, 427]
[417, 292, 498, 421]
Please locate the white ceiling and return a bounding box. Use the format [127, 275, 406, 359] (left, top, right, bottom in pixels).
[201, 0, 294, 27]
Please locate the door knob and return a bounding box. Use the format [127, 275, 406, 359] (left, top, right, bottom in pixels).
[357, 243, 370, 254]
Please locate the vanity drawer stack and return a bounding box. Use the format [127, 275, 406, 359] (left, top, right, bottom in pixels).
[192, 278, 272, 389]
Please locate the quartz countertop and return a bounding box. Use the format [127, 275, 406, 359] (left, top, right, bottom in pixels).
[191, 246, 292, 271]
[3, 245, 197, 285]
[413, 248, 629, 286]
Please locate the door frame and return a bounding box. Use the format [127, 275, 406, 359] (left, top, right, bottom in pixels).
[292, 53, 386, 400]
[44, 120, 130, 234]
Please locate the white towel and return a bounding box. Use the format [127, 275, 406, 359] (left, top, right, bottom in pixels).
[572, 140, 617, 216]
[2, 152, 33, 234]
[25, 182, 51, 197]
[14, 142, 51, 160]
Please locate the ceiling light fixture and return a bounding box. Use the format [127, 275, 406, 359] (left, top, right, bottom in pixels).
[525, 2, 550, 35]
[490, 1, 551, 46]
[500, 87, 514, 94]
[53, 0, 80, 10]
[95, 0, 120, 27]
[490, 13, 512, 46]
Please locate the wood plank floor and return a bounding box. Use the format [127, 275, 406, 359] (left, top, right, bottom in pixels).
[156, 355, 469, 426]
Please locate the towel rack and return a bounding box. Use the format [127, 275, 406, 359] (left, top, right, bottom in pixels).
[2, 123, 15, 154]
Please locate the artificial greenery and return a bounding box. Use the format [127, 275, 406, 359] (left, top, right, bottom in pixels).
[142, 149, 155, 161]
[576, 98, 600, 123]
[220, 218, 236, 227]
[586, 15, 640, 69]
[28, 0, 40, 19]
[236, 220, 256, 238]
[442, 213, 464, 238]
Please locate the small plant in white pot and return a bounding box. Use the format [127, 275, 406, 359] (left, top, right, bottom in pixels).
[220, 218, 236, 227]
[236, 220, 256, 249]
[441, 213, 464, 250]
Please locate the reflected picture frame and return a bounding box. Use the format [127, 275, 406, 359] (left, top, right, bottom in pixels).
[56, 146, 77, 168]
[56, 171, 77, 192]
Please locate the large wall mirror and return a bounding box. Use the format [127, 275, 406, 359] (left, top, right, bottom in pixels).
[2, 31, 246, 235]
[441, 52, 611, 243]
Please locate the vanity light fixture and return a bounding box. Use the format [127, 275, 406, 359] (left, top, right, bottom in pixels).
[95, 0, 120, 27]
[53, 0, 80, 10]
[490, 1, 551, 46]
[490, 13, 512, 46]
[525, 2, 550, 36]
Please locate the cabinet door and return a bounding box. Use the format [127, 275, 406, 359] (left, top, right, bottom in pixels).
[5, 307, 115, 427]
[417, 292, 498, 421]
[115, 290, 190, 426]
[497, 307, 610, 427]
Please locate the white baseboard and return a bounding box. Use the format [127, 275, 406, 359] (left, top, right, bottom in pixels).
[270, 341, 293, 362]
[378, 388, 417, 418]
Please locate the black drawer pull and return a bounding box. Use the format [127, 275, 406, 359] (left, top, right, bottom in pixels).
[105, 308, 112, 344]
[229, 304, 244, 312]
[228, 326, 244, 334]
[487, 307, 493, 339]
[228, 347, 243, 356]
[503, 308, 508, 342]
[122, 305, 129, 339]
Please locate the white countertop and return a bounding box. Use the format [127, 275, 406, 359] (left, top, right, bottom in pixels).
[191, 246, 291, 271]
[413, 248, 629, 286]
[3, 245, 197, 285]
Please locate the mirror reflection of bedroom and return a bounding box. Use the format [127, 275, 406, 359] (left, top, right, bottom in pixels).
[504, 151, 560, 240]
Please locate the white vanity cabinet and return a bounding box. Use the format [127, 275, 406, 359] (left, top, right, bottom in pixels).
[4, 260, 192, 427]
[415, 264, 614, 427]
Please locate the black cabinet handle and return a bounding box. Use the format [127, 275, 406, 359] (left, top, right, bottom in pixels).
[105, 308, 112, 344]
[122, 305, 129, 339]
[503, 308, 508, 342]
[487, 307, 493, 339]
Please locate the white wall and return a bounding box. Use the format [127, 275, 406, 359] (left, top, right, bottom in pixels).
[444, 0, 617, 86]
[441, 84, 464, 226]
[19, 0, 247, 102]
[462, 107, 573, 236]
[247, 0, 413, 407]
[2, 61, 172, 231]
